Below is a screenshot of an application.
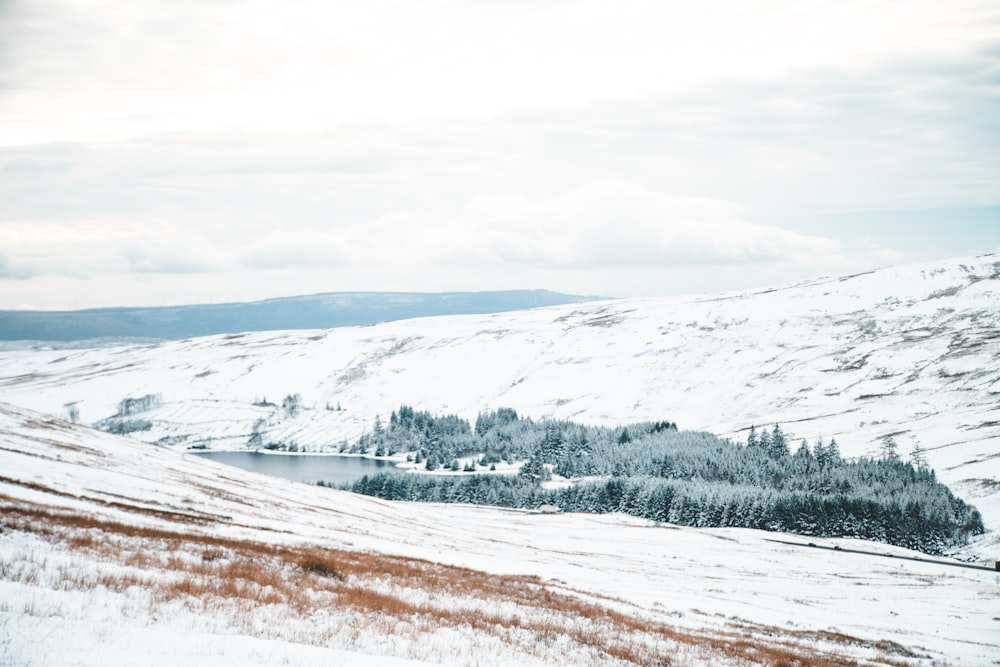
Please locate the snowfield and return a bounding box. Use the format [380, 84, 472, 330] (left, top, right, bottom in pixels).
[1, 253, 998, 554]
[2, 254, 1000, 665]
[2, 403, 998, 666]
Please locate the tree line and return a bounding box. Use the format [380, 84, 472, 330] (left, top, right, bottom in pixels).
[329, 406, 983, 555]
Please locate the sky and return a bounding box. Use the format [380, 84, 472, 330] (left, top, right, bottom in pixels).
[1, 0, 999, 310]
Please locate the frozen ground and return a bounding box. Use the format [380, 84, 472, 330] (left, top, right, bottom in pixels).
[2, 403, 999, 666]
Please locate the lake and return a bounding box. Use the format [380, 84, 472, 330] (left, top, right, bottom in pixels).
[193, 451, 406, 486]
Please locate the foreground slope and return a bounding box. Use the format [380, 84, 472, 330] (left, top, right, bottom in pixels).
[2, 404, 998, 666]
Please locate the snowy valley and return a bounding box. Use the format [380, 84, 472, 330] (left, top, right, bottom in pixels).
[2, 254, 998, 544]
[2, 253, 1000, 665]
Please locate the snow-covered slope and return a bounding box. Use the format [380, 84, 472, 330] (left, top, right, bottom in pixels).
[2, 403, 998, 666]
[1, 253, 998, 546]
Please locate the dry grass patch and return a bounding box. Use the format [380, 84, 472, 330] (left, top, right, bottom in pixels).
[1, 499, 921, 667]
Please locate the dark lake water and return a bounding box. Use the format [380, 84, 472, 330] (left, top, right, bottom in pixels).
[193, 451, 405, 486]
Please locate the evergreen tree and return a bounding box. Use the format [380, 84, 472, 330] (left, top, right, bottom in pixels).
[815, 438, 841, 467]
[794, 439, 810, 458]
[880, 435, 900, 461]
[541, 426, 565, 462]
[828, 438, 841, 462]
[519, 450, 550, 482]
[758, 428, 772, 453]
[769, 424, 789, 459]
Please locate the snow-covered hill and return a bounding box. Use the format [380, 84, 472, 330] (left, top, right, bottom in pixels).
[1, 253, 998, 548]
[2, 402, 997, 666]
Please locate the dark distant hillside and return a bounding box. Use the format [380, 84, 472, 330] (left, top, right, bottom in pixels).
[0, 290, 606, 341]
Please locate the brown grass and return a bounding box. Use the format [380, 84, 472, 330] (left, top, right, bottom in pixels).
[0, 479, 224, 525]
[1, 498, 919, 667]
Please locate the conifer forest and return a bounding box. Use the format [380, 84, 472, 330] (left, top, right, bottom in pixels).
[334, 407, 984, 555]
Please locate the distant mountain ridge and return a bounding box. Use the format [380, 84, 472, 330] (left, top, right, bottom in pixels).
[0, 289, 606, 341]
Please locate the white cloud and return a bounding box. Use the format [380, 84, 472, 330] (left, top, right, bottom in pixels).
[446, 182, 840, 269]
[226, 182, 839, 276]
[2, 0, 998, 143]
[0, 251, 32, 280]
[0, 219, 228, 279]
[120, 239, 221, 275]
[1, 1, 997, 308]
[862, 237, 904, 263]
[240, 230, 355, 270]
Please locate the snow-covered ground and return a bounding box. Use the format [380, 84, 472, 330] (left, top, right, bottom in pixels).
[1, 253, 998, 551]
[2, 403, 998, 666]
